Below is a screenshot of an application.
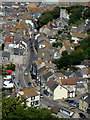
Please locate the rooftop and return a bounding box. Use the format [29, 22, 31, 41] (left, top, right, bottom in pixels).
[43, 71, 53, 80]
[80, 92, 90, 104]
[46, 79, 58, 91]
[23, 88, 39, 98]
[61, 77, 76, 85]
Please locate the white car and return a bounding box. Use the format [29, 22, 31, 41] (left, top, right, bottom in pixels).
[40, 94, 43, 98]
[24, 71, 28, 76]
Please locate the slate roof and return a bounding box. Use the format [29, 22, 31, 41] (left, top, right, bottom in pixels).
[76, 83, 85, 88]
[22, 37, 28, 44]
[65, 45, 74, 53]
[43, 71, 53, 80]
[62, 18, 69, 24]
[46, 79, 58, 91]
[81, 68, 89, 75]
[72, 32, 88, 38]
[74, 71, 82, 78]
[49, 77, 55, 81]
[80, 93, 90, 104]
[65, 72, 73, 77]
[61, 77, 76, 85]
[38, 48, 54, 61]
[81, 60, 90, 67]
[2, 52, 10, 58]
[38, 66, 46, 74]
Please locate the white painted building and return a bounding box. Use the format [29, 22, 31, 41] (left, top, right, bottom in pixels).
[60, 9, 69, 19]
[3, 81, 14, 88]
[45, 79, 68, 100]
[17, 88, 40, 107]
[25, 20, 34, 28]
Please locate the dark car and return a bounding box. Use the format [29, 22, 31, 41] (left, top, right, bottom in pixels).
[31, 46, 33, 49]
[28, 82, 31, 86]
[30, 42, 32, 45]
[31, 48, 34, 51]
[79, 113, 86, 118]
[68, 100, 75, 104]
[65, 99, 69, 102]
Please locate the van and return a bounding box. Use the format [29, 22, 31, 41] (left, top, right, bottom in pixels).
[60, 106, 74, 117]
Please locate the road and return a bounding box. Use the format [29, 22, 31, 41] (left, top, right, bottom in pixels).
[14, 21, 89, 118]
[41, 94, 68, 108]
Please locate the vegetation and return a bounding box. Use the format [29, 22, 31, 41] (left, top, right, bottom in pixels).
[37, 6, 60, 29]
[54, 36, 90, 69]
[2, 96, 58, 120]
[66, 5, 84, 24]
[52, 41, 62, 48]
[61, 50, 68, 57]
[0, 29, 3, 33]
[69, 8, 82, 24]
[87, 28, 90, 35]
[83, 7, 90, 19]
[66, 5, 84, 14]
[7, 62, 16, 71]
[58, 30, 62, 35]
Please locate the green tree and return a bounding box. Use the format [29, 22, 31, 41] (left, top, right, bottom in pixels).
[52, 41, 62, 48]
[52, 6, 60, 19]
[37, 6, 60, 29]
[69, 8, 82, 24]
[7, 62, 16, 71]
[37, 11, 53, 28]
[2, 96, 57, 120]
[87, 28, 90, 34]
[58, 30, 62, 34]
[66, 5, 84, 13]
[61, 50, 68, 56]
[83, 8, 90, 19]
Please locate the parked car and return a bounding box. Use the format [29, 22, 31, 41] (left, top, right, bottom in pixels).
[31, 45, 33, 49]
[79, 113, 86, 118]
[48, 106, 51, 110]
[68, 105, 75, 109]
[40, 93, 43, 98]
[68, 100, 75, 104]
[24, 71, 28, 76]
[65, 99, 69, 102]
[28, 82, 31, 86]
[73, 102, 79, 107]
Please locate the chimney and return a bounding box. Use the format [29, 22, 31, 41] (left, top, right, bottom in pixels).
[19, 41, 20, 55]
[47, 22, 51, 27]
[52, 20, 55, 24]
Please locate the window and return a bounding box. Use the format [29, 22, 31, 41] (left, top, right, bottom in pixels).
[31, 96, 35, 100]
[35, 101, 38, 105]
[31, 102, 34, 106]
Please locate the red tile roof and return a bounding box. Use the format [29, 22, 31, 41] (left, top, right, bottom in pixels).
[5, 35, 13, 42]
[61, 77, 76, 85]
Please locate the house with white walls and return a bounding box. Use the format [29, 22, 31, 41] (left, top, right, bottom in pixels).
[17, 88, 40, 107]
